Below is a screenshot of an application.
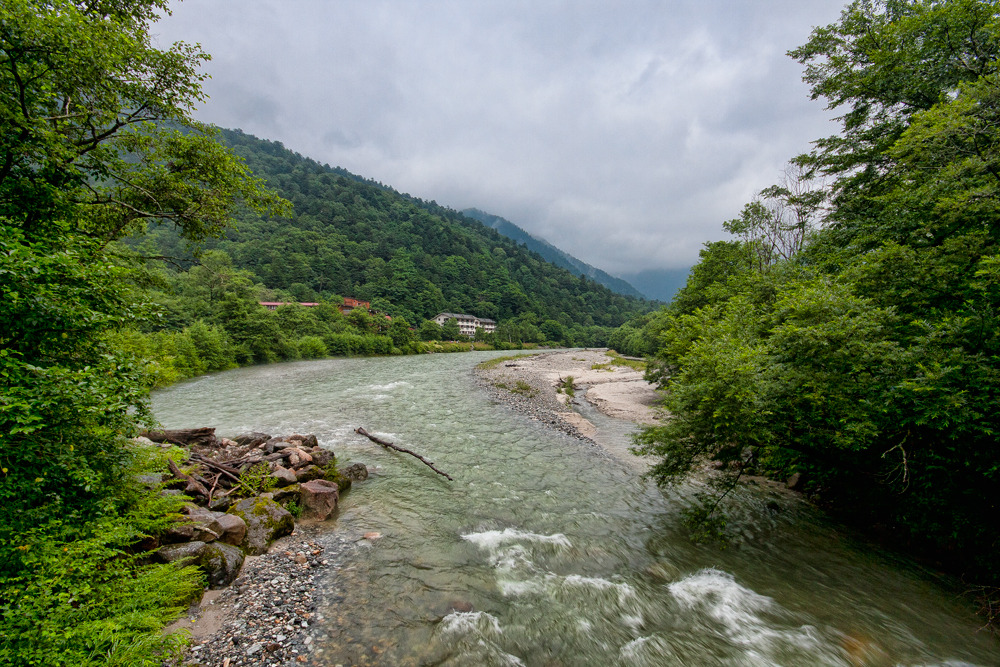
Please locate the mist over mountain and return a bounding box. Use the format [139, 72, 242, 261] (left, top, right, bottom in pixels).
[616, 268, 691, 303]
[140, 129, 654, 333]
[461, 208, 649, 300]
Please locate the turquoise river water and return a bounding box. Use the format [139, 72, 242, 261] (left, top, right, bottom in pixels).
[151, 351, 999, 666]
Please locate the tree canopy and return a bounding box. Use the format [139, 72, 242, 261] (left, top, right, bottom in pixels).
[0, 1, 284, 662]
[632, 0, 1000, 621]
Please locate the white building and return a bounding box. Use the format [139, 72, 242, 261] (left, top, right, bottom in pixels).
[433, 312, 497, 337]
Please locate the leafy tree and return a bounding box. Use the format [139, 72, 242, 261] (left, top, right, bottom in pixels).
[388, 316, 415, 348]
[633, 0, 1000, 618]
[138, 128, 654, 330]
[418, 319, 443, 341]
[0, 1, 285, 661]
[540, 319, 565, 344]
[440, 317, 462, 341]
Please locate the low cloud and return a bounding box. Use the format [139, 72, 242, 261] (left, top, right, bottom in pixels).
[155, 0, 845, 274]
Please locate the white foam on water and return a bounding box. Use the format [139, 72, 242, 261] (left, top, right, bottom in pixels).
[439, 610, 502, 637]
[620, 613, 644, 632]
[563, 574, 636, 604]
[498, 578, 547, 597]
[669, 568, 831, 660]
[367, 380, 412, 391]
[619, 635, 677, 665]
[437, 611, 526, 667]
[462, 528, 572, 551]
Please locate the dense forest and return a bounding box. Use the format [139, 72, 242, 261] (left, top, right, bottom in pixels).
[136, 129, 651, 336]
[0, 1, 292, 663]
[115, 128, 654, 384]
[620, 0, 1000, 621]
[460, 207, 648, 299]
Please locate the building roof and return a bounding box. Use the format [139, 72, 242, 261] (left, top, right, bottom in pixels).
[259, 301, 319, 307]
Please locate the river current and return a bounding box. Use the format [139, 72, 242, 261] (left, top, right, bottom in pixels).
[152, 351, 999, 666]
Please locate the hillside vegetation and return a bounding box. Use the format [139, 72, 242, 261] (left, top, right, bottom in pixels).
[137, 129, 652, 341]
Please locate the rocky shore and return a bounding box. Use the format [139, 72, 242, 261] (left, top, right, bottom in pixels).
[143, 429, 371, 667]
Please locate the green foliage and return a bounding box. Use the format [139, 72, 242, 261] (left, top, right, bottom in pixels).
[0, 1, 286, 661]
[509, 381, 537, 397]
[237, 463, 275, 498]
[592, 351, 646, 372]
[418, 319, 443, 341]
[476, 353, 537, 370]
[135, 128, 652, 332]
[630, 0, 1000, 614]
[297, 335, 329, 359]
[440, 317, 463, 341]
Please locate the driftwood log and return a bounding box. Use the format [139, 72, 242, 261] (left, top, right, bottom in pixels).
[355, 427, 454, 481]
[167, 458, 209, 497]
[141, 427, 217, 447]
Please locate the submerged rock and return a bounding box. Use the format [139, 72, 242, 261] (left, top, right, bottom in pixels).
[339, 462, 369, 481]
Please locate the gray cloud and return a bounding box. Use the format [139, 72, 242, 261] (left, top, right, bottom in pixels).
[154, 0, 845, 274]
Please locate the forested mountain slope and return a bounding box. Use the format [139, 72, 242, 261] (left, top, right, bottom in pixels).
[141, 129, 651, 332]
[461, 208, 648, 299]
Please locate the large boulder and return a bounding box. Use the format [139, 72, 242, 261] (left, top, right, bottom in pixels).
[288, 433, 319, 448]
[155, 541, 208, 565]
[215, 513, 248, 546]
[286, 448, 313, 467]
[294, 464, 325, 483]
[308, 448, 333, 468]
[164, 507, 244, 545]
[229, 497, 294, 555]
[188, 509, 225, 543]
[270, 465, 298, 487]
[200, 542, 245, 588]
[299, 480, 339, 520]
[270, 484, 301, 505]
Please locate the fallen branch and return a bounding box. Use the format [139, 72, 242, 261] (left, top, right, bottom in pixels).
[355, 427, 454, 481]
[141, 427, 217, 447]
[189, 453, 242, 484]
[167, 458, 209, 497]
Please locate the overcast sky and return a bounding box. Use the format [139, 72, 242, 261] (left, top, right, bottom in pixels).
[153, 0, 846, 276]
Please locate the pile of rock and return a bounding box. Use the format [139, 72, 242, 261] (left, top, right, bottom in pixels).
[136, 428, 369, 592]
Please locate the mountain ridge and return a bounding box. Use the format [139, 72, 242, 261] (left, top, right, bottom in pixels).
[140, 128, 654, 341]
[461, 208, 649, 300]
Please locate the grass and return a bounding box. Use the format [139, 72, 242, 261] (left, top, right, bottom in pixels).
[493, 379, 537, 397]
[592, 350, 646, 372]
[511, 380, 537, 397]
[556, 376, 576, 397]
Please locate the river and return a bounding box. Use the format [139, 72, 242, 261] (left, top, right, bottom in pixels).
[151, 351, 999, 666]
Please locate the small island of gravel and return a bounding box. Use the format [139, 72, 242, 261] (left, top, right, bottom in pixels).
[475, 348, 664, 467]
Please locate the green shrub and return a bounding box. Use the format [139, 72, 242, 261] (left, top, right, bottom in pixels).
[297, 335, 328, 359]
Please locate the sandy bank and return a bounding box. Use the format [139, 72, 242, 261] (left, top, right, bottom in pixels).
[475, 348, 664, 467]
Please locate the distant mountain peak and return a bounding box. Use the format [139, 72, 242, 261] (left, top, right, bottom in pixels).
[461, 208, 648, 300]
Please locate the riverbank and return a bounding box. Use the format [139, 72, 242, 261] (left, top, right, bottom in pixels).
[153, 351, 1000, 665]
[475, 348, 663, 467]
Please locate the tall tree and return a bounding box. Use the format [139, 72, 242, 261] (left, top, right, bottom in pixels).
[0, 1, 285, 662]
